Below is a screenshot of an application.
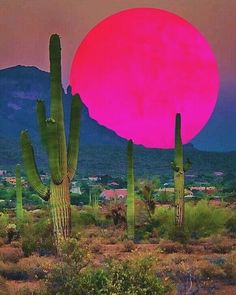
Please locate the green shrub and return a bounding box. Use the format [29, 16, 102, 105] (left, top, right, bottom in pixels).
[152, 201, 232, 241]
[185, 200, 230, 238]
[0, 213, 9, 238]
[152, 206, 174, 239]
[72, 206, 96, 228]
[20, 210, 55, 256]
[225, 211, 236, 234]
[46, 254, 171, 295]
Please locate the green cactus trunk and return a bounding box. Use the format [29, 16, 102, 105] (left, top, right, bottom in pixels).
[127, 140, 135, 239]
[20, 34, 82, 251]
[50, 178, 71, 243]
[16, 164, 23, 229]
[173, 114, 184, 228]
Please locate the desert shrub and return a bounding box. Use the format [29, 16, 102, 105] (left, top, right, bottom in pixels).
[0, 238, 5, 247]
[46, 254, 171, 295]
[122, 240, 136, 252]
[17, 255, 55, 280]
[0, 276, 8, 295]
[158, 240, 183, 253]
[46, 238, 90, 293]
[10, 241, 22, 248]
[89, 239, 103, 254]
[225, 211, 236, 234]
[0, 213, 9, 238]
[0, 246, 23, 263]
[195, 260, 226, 280]
[20, 210, 55, 256]
[105, 200, 126, 227]
[152, 206, 174, 238]
[16, 287, 44, 295]
[223, 251, 236, 279]
[60, 238, 90, 268]
[135, 199, 150, 226]
[0, 261, 28, 280]
[72, 206, 96, 227]
[136, 180, 157, 217]
[157, 192, 174, 204]
[152, 201, 231, 241]
[206, 235, 234, 254]
[185, 200, 229, 238]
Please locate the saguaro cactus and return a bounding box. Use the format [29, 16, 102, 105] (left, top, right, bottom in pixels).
[171, 113, 191, 228]
[20, 34, 82, 247]
[15, 164, 23, 229]
[127, 140, 135, 239]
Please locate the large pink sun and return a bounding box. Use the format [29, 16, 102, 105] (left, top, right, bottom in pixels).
[70, 8, 219, 149]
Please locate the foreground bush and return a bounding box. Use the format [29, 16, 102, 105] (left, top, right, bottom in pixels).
[46, 239, 171, 295]
[20, 210, 55, 256]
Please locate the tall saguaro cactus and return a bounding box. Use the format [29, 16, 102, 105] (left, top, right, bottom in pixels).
[16, 164, 23, 229]
[20, 34, 82, 247]
[171, 113, 191, 228]
[127, 140, 135, 239]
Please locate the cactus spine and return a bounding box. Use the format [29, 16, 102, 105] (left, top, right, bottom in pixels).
[127, 140, 135, 239]
[171, 113, 191, 228]
[16, 164, 23, 229]
[20, 34, 82, 247]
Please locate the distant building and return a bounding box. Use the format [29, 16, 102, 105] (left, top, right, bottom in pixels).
[88, 176, 100, 182]
[71, 187, 82, 194]
[71, 181, 82, 194]
[0, 170, 7, 176]
[190, 186, 217, 194]
[5, 177, 16, 185]
[158, 188, 191, 194]
[4, 177, 27, 187]
[213, 171, 224, 177]
[108, 182, 119, 187]
[100, 189, 127, 200]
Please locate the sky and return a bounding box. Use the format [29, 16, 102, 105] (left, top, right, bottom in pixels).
[0, 0, 236, 151]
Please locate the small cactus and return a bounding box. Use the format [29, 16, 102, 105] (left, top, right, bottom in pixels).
[171, 113, 191, 228]
[127, 140, 135, 239]
[15, 164, 23, 229]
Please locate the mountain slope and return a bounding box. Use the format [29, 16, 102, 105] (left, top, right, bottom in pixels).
[0, 65, 125, 145]
[1, 65, 236, 176]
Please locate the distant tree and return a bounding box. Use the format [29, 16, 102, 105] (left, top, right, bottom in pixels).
[136, 179, 158, 219]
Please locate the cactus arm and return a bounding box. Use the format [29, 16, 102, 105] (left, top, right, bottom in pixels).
[46, 119, 63, 184]
[20, 131, 49, 200]
[171, 160, 179, 172]
[49, 34, 67, 176]
[67, 94, 82, 181]
[127, 139, 135, 239]
[183, 158, 192, 172]
[175, 113, 183, 170]
[16, 164, 23, 228]
[36, 100, 48, 150]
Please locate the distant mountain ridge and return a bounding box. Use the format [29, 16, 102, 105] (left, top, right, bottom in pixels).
[1, 65, 236, 176]
[0, 65, 125, 145]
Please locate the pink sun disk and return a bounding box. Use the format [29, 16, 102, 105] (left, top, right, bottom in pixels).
[70, 8, 219, 149]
